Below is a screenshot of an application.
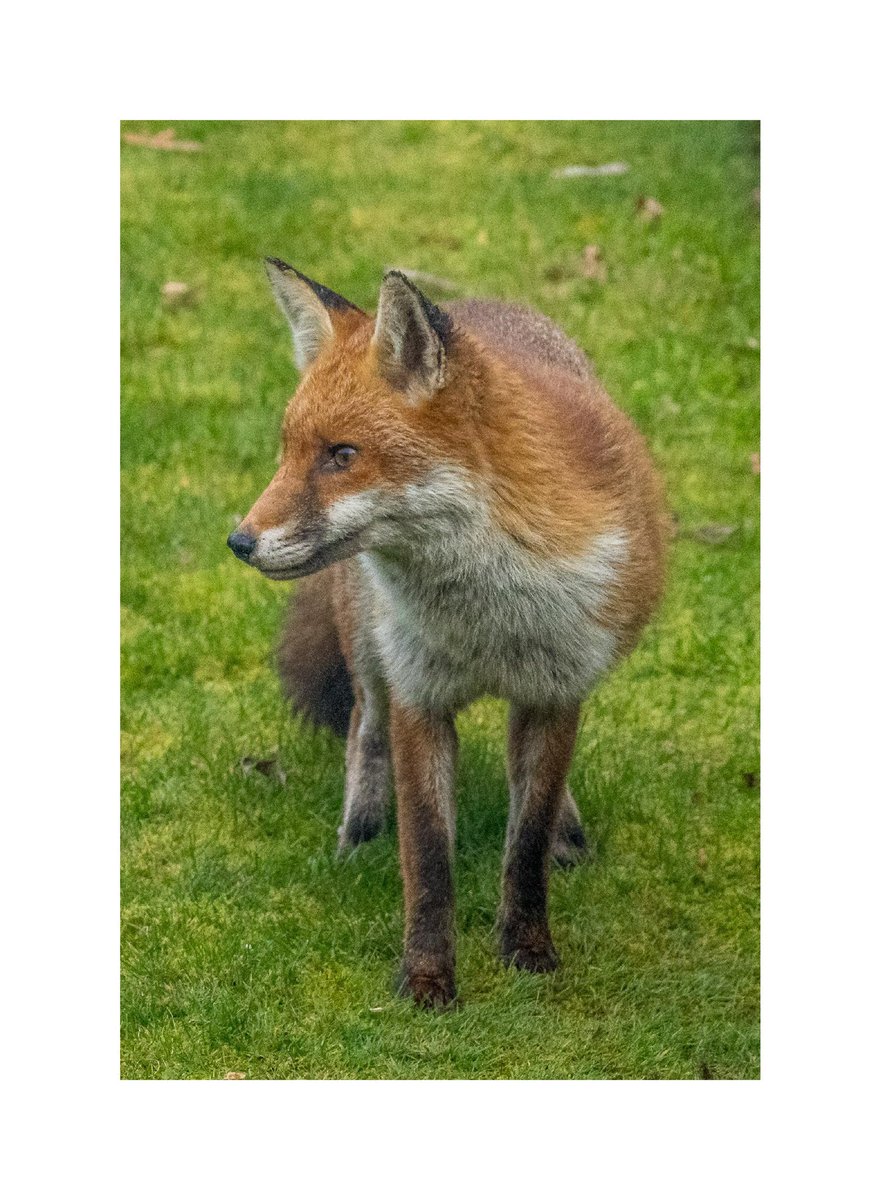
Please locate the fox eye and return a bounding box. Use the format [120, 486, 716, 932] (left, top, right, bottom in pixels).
[329, 444, 358, 470]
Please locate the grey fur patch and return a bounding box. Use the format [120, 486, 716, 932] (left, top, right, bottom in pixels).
[446, 298, 595, 381]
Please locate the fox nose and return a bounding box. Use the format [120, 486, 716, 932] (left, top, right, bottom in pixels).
[227, 529, 257, 562]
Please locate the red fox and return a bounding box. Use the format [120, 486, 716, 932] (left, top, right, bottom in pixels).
[228, 260, 666, 1008]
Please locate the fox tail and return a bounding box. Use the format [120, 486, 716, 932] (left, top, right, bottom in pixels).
[276, 571, 354, 736]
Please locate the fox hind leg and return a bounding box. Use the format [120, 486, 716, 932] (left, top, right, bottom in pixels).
[337, 683, 391, 854]
[551, 785, 594, 868]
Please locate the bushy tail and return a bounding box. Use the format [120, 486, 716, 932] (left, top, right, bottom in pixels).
[276, 571, 354, 736]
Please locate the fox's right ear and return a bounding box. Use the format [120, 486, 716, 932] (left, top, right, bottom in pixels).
[264, 259, 361, 371]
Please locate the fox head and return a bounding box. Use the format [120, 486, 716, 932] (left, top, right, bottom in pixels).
[227, 260, 476, 579]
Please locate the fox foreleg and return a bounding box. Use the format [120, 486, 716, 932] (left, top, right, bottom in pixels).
[501, 704, 581, 972]
[390, 698, 458, 1009]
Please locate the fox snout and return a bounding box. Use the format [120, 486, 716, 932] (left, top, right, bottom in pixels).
[227, 528, 257, 562]
[227, 464, 333, 579]
[226, 504, 368, 581]
[226, 517, 326, 579]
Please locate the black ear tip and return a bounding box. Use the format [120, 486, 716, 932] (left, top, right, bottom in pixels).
[265, 256, 293, 272]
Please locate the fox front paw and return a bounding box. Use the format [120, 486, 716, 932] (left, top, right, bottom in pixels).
[500, 927, 559, 974]
[397, 964, 457, 1010]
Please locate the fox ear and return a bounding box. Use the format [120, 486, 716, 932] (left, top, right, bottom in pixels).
[372, 271, 452, 401]
[265, 258, 360, 371]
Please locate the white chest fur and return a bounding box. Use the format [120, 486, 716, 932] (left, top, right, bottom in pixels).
[356, 474, 628, 711]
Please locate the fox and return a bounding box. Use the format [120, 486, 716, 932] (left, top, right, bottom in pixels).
[227, 258, 666, 1008]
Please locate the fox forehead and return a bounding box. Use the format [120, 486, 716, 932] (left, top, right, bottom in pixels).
[279, 339, 446, 489]
[282, 328, 393, 440]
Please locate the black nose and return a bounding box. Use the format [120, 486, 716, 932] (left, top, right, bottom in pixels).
[227, 529, 257, 562]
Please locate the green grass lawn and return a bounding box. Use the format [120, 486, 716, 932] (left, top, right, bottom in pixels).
[121, 120, 759, 1079]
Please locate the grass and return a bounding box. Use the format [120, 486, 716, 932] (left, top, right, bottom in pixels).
[121, 120, 759, 1079]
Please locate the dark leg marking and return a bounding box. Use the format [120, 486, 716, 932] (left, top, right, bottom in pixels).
[501, 705, 581, 972]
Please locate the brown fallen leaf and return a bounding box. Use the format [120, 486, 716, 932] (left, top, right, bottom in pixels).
[240, 757, 287, 785]
[552, 162, 629, 178]
[696, 848, 708, 870]
[161, 281, 194, 309]
[224, 1071, 247, 1080]
[636, 195, 665, 222]
[123, 128, 202, 153]
[687, 523, 737, 545]
[240, 756, 272, 775]
[750, 452, 761, 475]
[581, 245, 608, 283]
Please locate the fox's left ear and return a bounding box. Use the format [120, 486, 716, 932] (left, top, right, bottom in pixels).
[373, 271, 452, 401]
[265, 258, 362, 372]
